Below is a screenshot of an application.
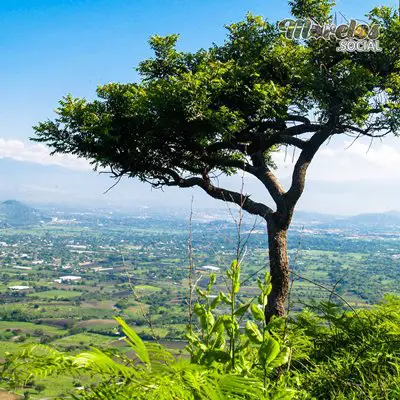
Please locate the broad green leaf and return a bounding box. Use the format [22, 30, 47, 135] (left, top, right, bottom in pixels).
[234, 303, 250, 317]
[213, 332, 226, 349]
[259, 334, 280, 367]
[245, 321, 263, 344]
[222, 316, 239, 335]
[194, 303, 206, 317]
[205, 349, 231, 363]
[206, 311, 215, 329]
[269, 346, 291, 369]
[250, 304, 265, 321]
[258, 293, 268, 306]
[210, 317, 225, 335]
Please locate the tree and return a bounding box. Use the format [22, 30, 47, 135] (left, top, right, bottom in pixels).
[33, 1, 400, 321]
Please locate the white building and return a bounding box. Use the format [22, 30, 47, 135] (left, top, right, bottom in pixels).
[197, 265, 220, 272]
[55, 275, 82, 283]
[8, 285, 30, 291]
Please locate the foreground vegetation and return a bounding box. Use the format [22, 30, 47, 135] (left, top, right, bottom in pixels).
[2, 261, 400, 399]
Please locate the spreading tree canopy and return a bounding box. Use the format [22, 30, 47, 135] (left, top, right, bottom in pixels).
[33, 0, 400, 320]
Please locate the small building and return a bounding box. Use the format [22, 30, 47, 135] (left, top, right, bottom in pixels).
[197, 265, 220, 272]
[8, 285, 30, 291]
[92, 267, 113, 272]
[56, 275, 82, 283]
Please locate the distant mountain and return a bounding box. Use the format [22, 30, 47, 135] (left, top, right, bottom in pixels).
[295, 210, 400, 231]
[343, 211, 400, 228]
[292, 211, 341, 225]
[0, 200, 49, 227]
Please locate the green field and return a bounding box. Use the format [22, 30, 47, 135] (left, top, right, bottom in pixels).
[28, 290, 83, 299]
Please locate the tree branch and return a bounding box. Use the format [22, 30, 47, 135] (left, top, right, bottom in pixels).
[158, 169, 274, 218]
[280, 135, 307, 149]
[286, 115, 312, 125]
[285, 127, 333, 208]
[250, 152, 285, 207]
[338, 124, 389, 138]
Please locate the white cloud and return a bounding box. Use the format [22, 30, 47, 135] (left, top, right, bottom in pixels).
[1, 135, 400, 193]
[344, 141, 400, 169]
[0, 139, 91, 171]
[273, 136, 400, 183]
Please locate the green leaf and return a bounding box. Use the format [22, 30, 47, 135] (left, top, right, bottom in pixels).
[257, 277, 264, 292]
[220, 292, 232, 305]
[213, 332, 226, 349]
[206, 311, 215, 329]
[250, 304, 265, 321]
[185, 332, 200, 345]
[264, 272, 271, 285]
[205, 349, 231, 364]
[114, 317, 150, 365]
[234, 303, 250, 317]
[266, 316, 285, 331]
[196, 287, 207, 298]
[269, 346, 291, 369]
[210, 294, 222, 310]
[194, 303, 206, 317]
[245, 321, 263, 344]
[209, 273, 217, 286]
[222, 316, 239, 335]
[210, 317, 225, 335]
[258, 334, 280, 367]
[265, 283, 272, 296]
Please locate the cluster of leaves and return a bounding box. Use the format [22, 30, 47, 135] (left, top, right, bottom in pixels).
[187, 261, 293, 398]
[285, 296, 400, 399]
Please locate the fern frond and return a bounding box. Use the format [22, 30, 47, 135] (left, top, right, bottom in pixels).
[115, 316, 150, 365]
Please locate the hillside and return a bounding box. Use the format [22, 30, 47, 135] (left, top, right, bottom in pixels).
[0, 200, 48, 227]
[292, 210, 400, 231]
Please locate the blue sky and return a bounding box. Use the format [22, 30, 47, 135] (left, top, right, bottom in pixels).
[0, 0, 399, 214]
[2, 0, 397, 140]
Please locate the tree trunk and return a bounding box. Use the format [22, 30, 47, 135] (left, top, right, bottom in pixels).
[264, 217, 290, 323]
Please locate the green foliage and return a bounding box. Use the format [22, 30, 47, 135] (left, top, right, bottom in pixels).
[289, 0, 335, 22]
[285, 295, 400, 399]
[187, 261, 290, 385]
[2, 317, 287, 399]
[31, 3, 400, 196]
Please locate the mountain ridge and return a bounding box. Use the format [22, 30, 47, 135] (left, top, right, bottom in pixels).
[0, 199, 49, 227]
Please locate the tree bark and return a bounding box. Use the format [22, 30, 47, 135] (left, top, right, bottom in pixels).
[264, 216, 290, 323]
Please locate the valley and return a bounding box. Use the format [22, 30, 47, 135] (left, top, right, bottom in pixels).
[1, 201, 400, 398]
